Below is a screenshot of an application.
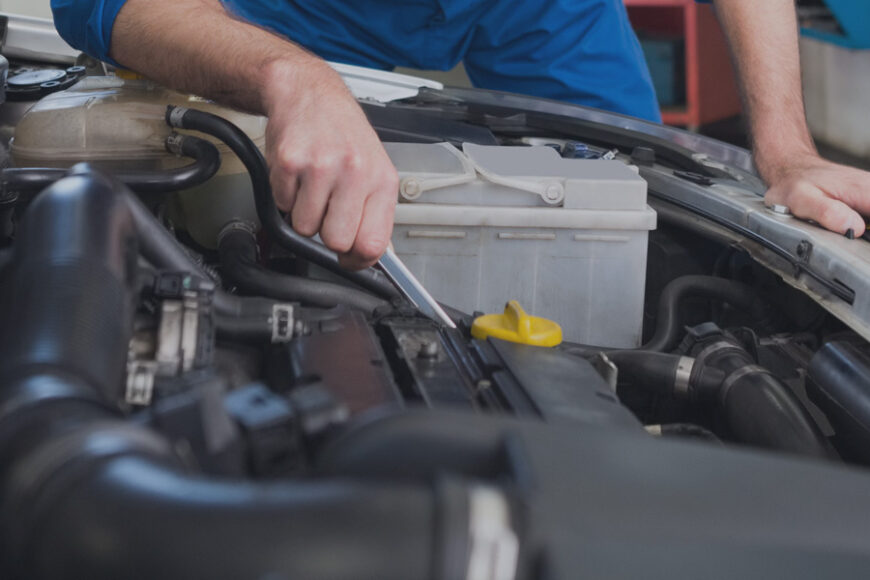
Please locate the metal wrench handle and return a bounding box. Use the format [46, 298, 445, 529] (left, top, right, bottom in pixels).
[378, 248, 457, 329]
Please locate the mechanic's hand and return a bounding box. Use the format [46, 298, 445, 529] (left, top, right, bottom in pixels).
[761, 153, 870, 237]
[262, 58, 398, 270]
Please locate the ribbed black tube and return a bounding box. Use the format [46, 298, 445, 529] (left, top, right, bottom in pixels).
[219, 225, 388, 313]
[688, 329, 833, 458]
[643, 275, 769, 352]
[0, 167, 445, 580]
[2, 134, 221, 195]
[166, 106, 398, 300]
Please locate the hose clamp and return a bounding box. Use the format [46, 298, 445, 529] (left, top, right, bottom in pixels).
[674, 356, 695, 398]
[217, 220, 259, 246]
[165, 132, 185, 156]
[168, 105, 188, 129]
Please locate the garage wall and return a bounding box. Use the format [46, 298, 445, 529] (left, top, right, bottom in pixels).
[801, 37, 870, 159]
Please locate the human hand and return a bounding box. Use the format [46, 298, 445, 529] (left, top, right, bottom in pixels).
[262, 58, 398, 270]
[761, 153, 870, 236]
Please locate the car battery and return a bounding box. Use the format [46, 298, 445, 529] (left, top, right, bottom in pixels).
[386, 142, 656, 348]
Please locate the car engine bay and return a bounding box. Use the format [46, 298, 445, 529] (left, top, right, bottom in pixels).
[2, 53, 870, 579]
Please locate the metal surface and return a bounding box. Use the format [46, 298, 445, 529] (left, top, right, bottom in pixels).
[378, 247, 457, 328]
[0, 14, 78, 64]
[643, 167, 870, 342]
[431, 86, 757, 174]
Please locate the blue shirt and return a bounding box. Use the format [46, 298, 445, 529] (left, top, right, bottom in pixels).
[52, 0, 663, 122]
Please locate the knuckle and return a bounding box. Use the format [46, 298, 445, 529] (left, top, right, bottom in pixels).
[291, 212, 319, 237]
[322, 231, 354, 254]
[277, 148, 306, 174]
[355, 235, 388, 262]
[343, 150, 364, 172]
[818, 205, 846, 229]
[309, 156, 337, 178]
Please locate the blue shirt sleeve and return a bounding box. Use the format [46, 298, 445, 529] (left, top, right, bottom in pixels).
[51, 0, 128, 65]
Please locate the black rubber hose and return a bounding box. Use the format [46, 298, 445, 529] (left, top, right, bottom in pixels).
[218, 225, 388, 313]
[643, 275, 770, 352]
[807, 341, 870, 464]
[605, 331, 832, 458]
[2, 134, 221, 195]
[0, 168, 445, 580]
[118, 179, 278, 341]
[606, 350, 724, 396]
[688, 329, 833, 459]
[0, 166, 137, 400]
[21, 455, 435, 580]
[165, 105, 399, 300]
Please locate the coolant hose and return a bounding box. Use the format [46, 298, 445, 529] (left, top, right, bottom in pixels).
[606, 350, 724, 396]
[165, 105, 399, 300]
[2, 134, 221, 195]
[218, 225, 388, 313]
[605, 328, 832, 458]
[643, 275, 769, 352]
[0, 168, 450, 580]
[686, 327, 833, 458]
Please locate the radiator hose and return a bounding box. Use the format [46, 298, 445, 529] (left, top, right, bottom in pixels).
[0, 167, 462, 580]
[218, 223, 388, 313]
[609, 325, 833, 459]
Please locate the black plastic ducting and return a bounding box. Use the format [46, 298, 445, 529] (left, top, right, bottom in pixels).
[218, 224, 388, 313]
[808, 341, 870, 464]
[0, 168, 448, 580]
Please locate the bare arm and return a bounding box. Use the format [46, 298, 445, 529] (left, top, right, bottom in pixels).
[111, 0, 398, 268]
[715, 0, 870, 235]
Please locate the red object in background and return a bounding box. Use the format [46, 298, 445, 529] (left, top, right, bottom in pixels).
[625, 0, 742, 129]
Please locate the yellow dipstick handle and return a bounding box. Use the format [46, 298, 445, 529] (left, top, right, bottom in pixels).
[471, 300, 563, 347]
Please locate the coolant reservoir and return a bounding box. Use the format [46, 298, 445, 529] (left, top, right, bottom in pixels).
[11, 76, 267, 248]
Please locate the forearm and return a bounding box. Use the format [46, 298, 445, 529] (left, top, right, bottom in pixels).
[110, 0, 336, 115]
[713, 0, 816, 180]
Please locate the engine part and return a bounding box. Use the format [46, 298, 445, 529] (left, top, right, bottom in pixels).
[3, 133, 221, 195]
[807, 341, 870, 464]
[682, 324, 833, 458]
[385, 140, 656, 347]
[217, 223, 388, 314]
[5, 65, 83, 101]
[320, 410, 870, 579]
[10, 77, 267, 247]
[0, 167, 487, 580]
[642, 275, 770, 352]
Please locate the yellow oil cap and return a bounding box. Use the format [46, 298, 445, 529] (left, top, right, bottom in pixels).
[471, 301, 563, 347]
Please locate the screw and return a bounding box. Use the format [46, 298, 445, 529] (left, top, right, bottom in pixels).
[418, 340, 439, 359]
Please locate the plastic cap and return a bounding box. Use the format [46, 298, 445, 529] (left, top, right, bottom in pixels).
[471, 301, 563, 347]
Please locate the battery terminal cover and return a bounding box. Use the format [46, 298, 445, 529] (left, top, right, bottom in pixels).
[472, 301, 563, 347]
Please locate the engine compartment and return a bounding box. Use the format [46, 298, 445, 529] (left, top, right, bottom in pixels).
[2, 61, 870, 579]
